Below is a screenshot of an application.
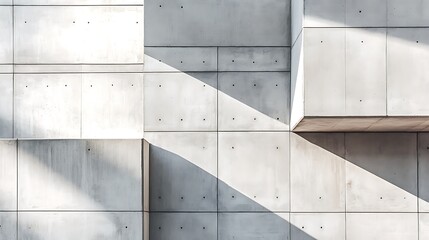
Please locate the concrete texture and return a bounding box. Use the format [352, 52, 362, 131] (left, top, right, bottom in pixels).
[290, 213, 345, 240]
[0, 213, 16, 240]
[346, 0, 387, 27]
[0, 141, 17, 210]
[15, 0, 143, 4]
[0, 74, 13, 138]
[0, 7, 12, 63]
[418, 133, 429, 212]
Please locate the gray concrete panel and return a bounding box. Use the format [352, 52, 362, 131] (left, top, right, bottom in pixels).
[346, 0, 387, 27]
[15, 0, 143, 4]
[418, 133, 429, 212]
[19, 212, 142, 240]
[291, 0, 303, 45]
[0, 74, 13, 138]
[218, 132, 289, 212]
[0, 7, 12, 64]
[345, 133, 418, 212]
[18, 140, 142, 210]
[144, 73, 217, 131]
[150, 213, 216, 240]
[144, 47, 217, 72]
[290, 133, 345, 212]
[218, 213, 290, 240]
[145, 0, 289, 46]
[218, 47, 290, 72]
[0, 141, 16, 210]
[0, 213, 16, 240]
[387, 28, 429, 115]
[145, 132, 217, 211]
[388, 0, 429, 27]
[14, 74, 81, 138]
[0, 0, 11, 5]
[290, 213, 345, 240]
[14, 6, 143, 64]
[82, 73, 143, 138]
[345, 28, 386, 116]
[304, 28, 346, 116]
[218, 72, 290, 131]
[304, 0, 345, 27]
[346, 213, 418, 240]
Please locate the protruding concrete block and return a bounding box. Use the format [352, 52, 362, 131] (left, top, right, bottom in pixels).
[0, 141, 16, 210]
[346, 0, 387, 27]
[15, 0, 143, 4]
[304, 0, 345, 27]
[144, 73, 217, 131]
[218, 213, 289, 240]
[144, 47, 217, 72]
[0, 74, 13, 137]
[345, 133, 417, 212]
[290, 213, 345, 240]
[0, 213, 16, 240]
[18, 140, 142, 210]
[346, 213, 418, 240]
[15, 74, 81, 138]
[388, 0, 429, 26]
[418, 133, 429, 212]
[145, 132, 217, 211]
[218, 47, 290, 72]
[0, 7, 12, 64]
[345, 28, 386, 116]
[19, 212, 142, 240]
[150, 213, 216, 240]
[82, 73, 143, 138]
[290, 133, 345, 212]
[218, 72, 290, 131]
[218, 132, 289, 212]
[14, 6, 143, 64]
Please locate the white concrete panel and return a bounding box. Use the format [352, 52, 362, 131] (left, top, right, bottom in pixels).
[218, 47, 290, 72]
[150, 213, 216, 240]
[290, 133, 345, 212]
[18, 140, 142, 210]
[145, 132, 217, 211]
[418, 133, 429, 211]
[346, 213, 418, 240]
[290, 213, 345, 240]
[0, 213, 16, 240]
[346, 0, 387, 27]
[0, 1, 12, 5]
[218, 72, 289, 131]
[218, 213, 289, 240]
[304, 28, 346, 116]
[144, 73, 217, 131]
[14, 74, 81, 138]
[145, 0, 289, 46]
[14, 6, 143, 64]
[346, 28, 386, 116]
[304, 0, 345, 27]
[0, 141, 16, 210]
[218, 132, 289, 212]
[345, 133, 418, 212]
[291, 32, 304, 129]
[0, 74, 13, 138]
[144, 47, 217, 72]
[19, 212, 142, 240]
[15, 64, 144, 74]
[387, 28, 429, 115]
[15, 0, 143, 4]
[82, 73, 143, 138]
[0, 7, 12, 63]
[420, 213, 429, 239]
[388, 0, 429, 26]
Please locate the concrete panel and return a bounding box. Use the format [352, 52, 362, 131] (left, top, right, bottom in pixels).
[304, 0, 345, 27]
[145, 0, 289, 46]
[345, 133, 418, 212]
[387, 28, 429, 115]
[420, 213, 429, 239]
[144, 73, 217, 131]
[0, 7, 12, 63]
[291, 0, 303, 45]
[290, 213, 345, 240]
[0, 141, 16, 210]
[144, 47, 217, 72]
[291, 32, 304, 129]
[82, 73, 143, 138]
[304, 28, 346, 116]
[150, 213, 216, 240]
[346, 0, 387, 27]
[218, 132, 289, 212]
[290, 133, 345, 212]
[0, 74, 13, 137]
[145, 132, 217, 211]
[0, 213, 16, 240]
[15, 0, 143, 4]
[18, 140, 142, 210]
[388, 0, 429, 26]
[14, 64, 144, 74]
[14, 6, 143, 64]
[346, 213, 418, 240]
[0, 1, 12, 5]
[19, 212, 142, 240]
[218, 72, 289, 131]
[345, 28, 386, 116]
[418, 133, 429, 211]
[218, 213, 289, 240]
[14, 74, 81, 138]
[218, 47, 290, 72]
